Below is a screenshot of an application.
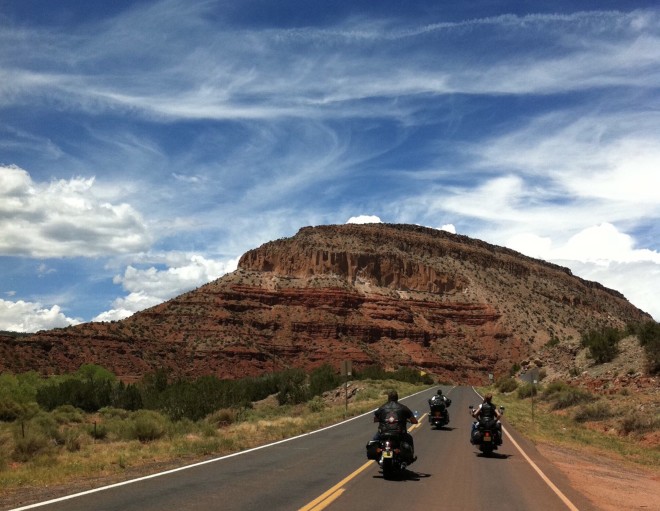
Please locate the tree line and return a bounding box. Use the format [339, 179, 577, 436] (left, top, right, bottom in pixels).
[1, 363, 432, 423]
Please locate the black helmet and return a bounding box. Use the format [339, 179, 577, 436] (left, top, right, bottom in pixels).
[437, 389, 443, 395]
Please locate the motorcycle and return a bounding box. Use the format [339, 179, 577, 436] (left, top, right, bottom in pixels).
[366, 411, 418, 478]
[428, 400, 450, 428]
[469, 404, 504, 455]
[366, 433, 413, 478]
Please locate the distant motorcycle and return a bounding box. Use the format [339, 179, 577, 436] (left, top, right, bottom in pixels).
[469, 404, 504, 455]
[428, 399, 451, 428]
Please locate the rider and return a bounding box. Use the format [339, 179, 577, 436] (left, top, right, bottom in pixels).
[373, 390, 418, 461]
[471, 393, 502, 444]
[428, 388, 451, 421]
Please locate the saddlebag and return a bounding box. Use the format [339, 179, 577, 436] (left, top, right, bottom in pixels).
[366, 440, 380, 460]
[400, 441, 415, 463]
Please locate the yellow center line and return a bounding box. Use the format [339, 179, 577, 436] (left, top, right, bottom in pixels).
[297, 462, 371, 511]
[298, 413, 428, 511]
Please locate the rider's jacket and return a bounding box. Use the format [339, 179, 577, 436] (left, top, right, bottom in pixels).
[480, 402, 496, 420]
[375, 401, 414, 434]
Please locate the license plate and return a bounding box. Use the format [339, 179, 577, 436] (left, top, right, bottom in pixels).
[382, 451, 393, 458]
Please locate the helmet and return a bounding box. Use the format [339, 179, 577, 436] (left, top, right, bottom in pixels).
[437, 389, 443, 395]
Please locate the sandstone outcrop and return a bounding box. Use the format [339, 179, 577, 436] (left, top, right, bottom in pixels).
[0, 224, 652, 384]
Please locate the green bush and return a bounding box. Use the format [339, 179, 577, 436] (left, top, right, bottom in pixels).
[496, 377, 519, 393]
[12, 430, 51, 461]
[550, 387, 594, 410]
[63, 428, 84, 452]
[581, 327, 623, 364]
[573, 401, 612, 422]
[52, 405, 84, 424]
[628, 321, 660, 375]
[0, 397, 23, 422]
[307, 396, 325, 413]
[205, 408, 237, 428]
[619, 411, 660, 435]
[516, 383, 538, 399]
[309, 364, 341, 397]
[542, 381, 570, 398]
[131, 410, 167, 442]
[88, 421, 108, 440]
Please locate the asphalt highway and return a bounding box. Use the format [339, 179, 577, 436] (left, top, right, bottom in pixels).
[10, 386, 596, 511]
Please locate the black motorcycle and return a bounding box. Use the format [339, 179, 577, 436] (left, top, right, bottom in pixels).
[366, 433, 413, 478]
[469, 405, 504, 455]
[428, 400, 450, 428]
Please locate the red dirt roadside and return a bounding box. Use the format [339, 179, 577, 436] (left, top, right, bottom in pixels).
[537, 443, 660, 511]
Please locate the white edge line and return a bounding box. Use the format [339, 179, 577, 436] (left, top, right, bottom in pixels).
[470, 387, 579, 511]
[9, 386, 433, 511]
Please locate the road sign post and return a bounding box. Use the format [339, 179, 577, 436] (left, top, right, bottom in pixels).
[341, 360, 352, 414]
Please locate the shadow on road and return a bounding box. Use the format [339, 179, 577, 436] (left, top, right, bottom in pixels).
[429, 426, 456, 431]
[373, 468, 432, 482]
[475, 451, 512, 460]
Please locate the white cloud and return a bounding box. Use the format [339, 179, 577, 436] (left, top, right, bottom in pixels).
[346, 215, 382, 224]
[505, 223, 660, 320]
[562, 260, 660, 321]
[0, 299, 81, 333]
[92, 254, 239, 322]
[439, 223, 456, 234]
[0, 165, 151, 258]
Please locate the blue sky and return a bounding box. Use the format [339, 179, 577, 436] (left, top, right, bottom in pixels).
[1, 0, 659, 332]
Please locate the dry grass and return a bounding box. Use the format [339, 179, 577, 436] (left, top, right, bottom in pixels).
[483, 386, 660, 468]
[0, 380, 428, 501]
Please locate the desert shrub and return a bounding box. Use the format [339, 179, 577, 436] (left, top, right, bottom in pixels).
[549, 387, 594, 410]
[546, 336, 560, 348]
[63, 428, 84, 452]
[276, 369, 309, 405]
[309, 364, 341, 397]
[0, 397, 23, 422]
[509, 363, 521, 376]
[628, 321, 660, 375]
[205, 408, 237, 428]
[98, 406, 130, 420]
[542, 381, 570, 398]
[30, 412, 63, 444]
[619, 410, 660, 435]
[517, 383, 537, 399]
[52, 405, 84, 424]
[88, 421, 108, 440]
[130, 410, 167, 442]
[356, 365, 387, 380]
[581, 327, 623, 364]
[11, 420, 54, 462]
[307, 395, 325, 413]
[354, 365, 433, 384]
[496, 377, 518, 393]
[573, 401, 612, 422]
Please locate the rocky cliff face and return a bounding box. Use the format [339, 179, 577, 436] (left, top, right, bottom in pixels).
[0, 224, 652, 384]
